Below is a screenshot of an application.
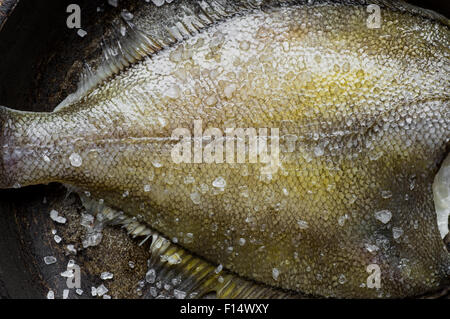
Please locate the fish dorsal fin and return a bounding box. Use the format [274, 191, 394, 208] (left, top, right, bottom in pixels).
[55, 0, 448, 112]
[78, 192, 301, 299]
[54, 21, 166, 111]
[54, 1, 260, 112]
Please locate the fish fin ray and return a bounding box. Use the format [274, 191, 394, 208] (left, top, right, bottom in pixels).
[77, 192, 299, 299]
[146, 232, 299, 299]
[52, 0, 449, 112]
[54, 20, 160, 112]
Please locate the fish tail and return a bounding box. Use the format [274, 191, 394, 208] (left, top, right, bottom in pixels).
[0, 106, 68, 189]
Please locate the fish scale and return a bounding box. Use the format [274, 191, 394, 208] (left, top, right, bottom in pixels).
[0, 0, 449, 298]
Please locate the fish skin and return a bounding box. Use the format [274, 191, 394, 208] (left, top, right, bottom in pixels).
[1, 1, 449, 297]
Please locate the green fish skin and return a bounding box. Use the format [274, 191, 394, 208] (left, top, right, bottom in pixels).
[0, 0, 449, 298]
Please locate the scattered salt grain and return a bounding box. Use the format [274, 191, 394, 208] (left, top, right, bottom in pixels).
[50, 210, 66, 224]
[101, 272, 114, 280]
[54, 235, 62, 244]
[338, 214, 348, 226]
[108, 0, 118, 7]
[272, 268, 280, 281]
[173, 289, 186, 299]
[215, 264, 223, 274]
[190, 192, 201, 205]
[374, 210, 392, 224]
[69, 153, 83, 167]
[67, 244, 77, 254]
[63, 289, 69, 299]
[185, 233, 194, 243]
[44, 256, 57, 265]
[297, 220, 309, 229]
[146, 269, 156, 284]
[151, 0, 165, 6]
[172, 277, 181, 286]
[314, 146, 324, 157]
[184, 175, 195, 184]
[77, 29, 87, 38]
[80, 213, 94, 228]
[121, 10, 134, 21]
[365, 243, 379, 253]
[96, 284, 108, 297]
[212, 177, 226, 188]
[47, 290, 55, 299]
[82, 231, 103, 248]
[392, 227, 404, 239]
[167, 253, 182, 265]
[381, 190, 393, 199]
[152, 160, 163, 168]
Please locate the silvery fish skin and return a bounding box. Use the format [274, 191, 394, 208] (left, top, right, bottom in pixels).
[0, 0, 449, 298]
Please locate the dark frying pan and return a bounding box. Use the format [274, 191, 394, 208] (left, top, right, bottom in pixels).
[0, 0, 448, 299]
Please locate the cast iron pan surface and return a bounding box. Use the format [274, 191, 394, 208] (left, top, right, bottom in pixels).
[0, 0, 448, 299]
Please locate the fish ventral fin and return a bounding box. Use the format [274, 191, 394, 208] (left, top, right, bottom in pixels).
[145, 233, 297, 299]
[78, 192, 297, 299]
[54, 0, 260, 112]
